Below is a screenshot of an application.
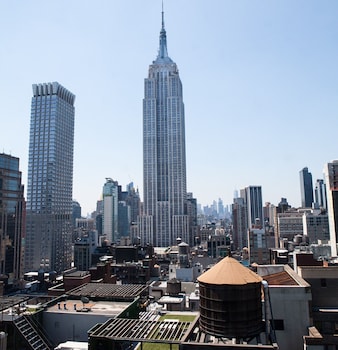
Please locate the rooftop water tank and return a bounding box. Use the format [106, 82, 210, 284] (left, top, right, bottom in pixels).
[197, 256, 263, 339]
[178, 242, 189, 255]
[167, 278, 181, 295]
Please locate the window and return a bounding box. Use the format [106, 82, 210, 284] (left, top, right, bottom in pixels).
[320, 278, 327, 287]
[271, 319, 284, 331]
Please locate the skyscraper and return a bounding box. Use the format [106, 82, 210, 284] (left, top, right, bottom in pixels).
[0, 153, 25, 282]
[240, 186, 264, 229]
[25, 82, 75, 273]
[102, 178, 119, 243]
[324, 161, 338, 257]
[124, 183, 140, 224]
[314, 179, 327, 210]
[141, 10, 189, 247]
[300, 167, 314, 208]
[232, 197, 247, 249]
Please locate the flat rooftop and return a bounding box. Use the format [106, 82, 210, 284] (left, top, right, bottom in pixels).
[45, 299, 130, 317]
[90, 315, 194, 343]
[67, 283, 147, 300]
[0, 296, 30, 311]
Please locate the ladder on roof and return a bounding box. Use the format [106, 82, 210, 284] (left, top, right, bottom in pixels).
[14, 315, 53, 350]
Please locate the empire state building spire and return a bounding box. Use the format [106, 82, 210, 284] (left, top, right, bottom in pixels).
[156, 3, 172, 63]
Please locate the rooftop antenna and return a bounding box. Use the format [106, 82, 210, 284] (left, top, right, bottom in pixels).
[161, 0, 164, 30]
[157, 0, 170, 60]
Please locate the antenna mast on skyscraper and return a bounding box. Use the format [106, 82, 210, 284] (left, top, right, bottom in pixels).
[162, 0, 165, 29]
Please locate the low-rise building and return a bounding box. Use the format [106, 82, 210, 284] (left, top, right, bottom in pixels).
[256, 264, 312, 350]
[298, 265, 338, 348]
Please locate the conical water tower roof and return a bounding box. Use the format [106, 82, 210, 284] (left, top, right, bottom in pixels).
[197, 256, 262, 285]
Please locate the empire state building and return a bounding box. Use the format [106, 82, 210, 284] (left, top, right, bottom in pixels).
[140, 10, 189, 247]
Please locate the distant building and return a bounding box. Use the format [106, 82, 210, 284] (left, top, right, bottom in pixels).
[25, 82, 75, 273]
[74, 230, 98, 271]
[241, 186, 263, 229]
[277, 197, 290, 213]
[72, 200, 82, 227]
[186, 193, 198, 247]
[300, 167, 314, 208]
[75, 218, 95, 231]
[302, 210, 329, 244]
[117, 201, 130, 238]
[124, 183, 140, 224]
[94, 200, 103, 236]
[314, 179, 327, 210]
[232, 197, 247, 249]
[275, 209, 304, 243]
[218, 198, 225, 218]
[207, 233, 231, 258]
[263, 202, 276, 227]
[0, 153, 25, 282]
[248, 227, 270, 264]
[102, 178, 119, 243]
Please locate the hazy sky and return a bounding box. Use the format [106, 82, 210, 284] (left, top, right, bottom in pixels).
[1, 1, 338, 215]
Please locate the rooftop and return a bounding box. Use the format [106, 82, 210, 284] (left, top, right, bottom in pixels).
[67, 283, 147, 300]
[263, 271, 298, 286]
[45, 299, 130, 317]
[89, 314, 195, 344]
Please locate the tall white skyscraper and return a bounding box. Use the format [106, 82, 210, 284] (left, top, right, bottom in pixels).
[25, 82, 75, 273]
[324, 161, 338, 257]
[141, 10, 188, 247]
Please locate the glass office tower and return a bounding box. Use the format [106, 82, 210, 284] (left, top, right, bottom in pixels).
[0, 153, 25, 282]
[241, 186, 264, 229]
[25, 82, 75, 273]
[300, 167, 314, 208]
[141, 11, 189, 247]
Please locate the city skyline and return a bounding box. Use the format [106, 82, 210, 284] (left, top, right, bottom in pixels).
[1, 1, 338, 215]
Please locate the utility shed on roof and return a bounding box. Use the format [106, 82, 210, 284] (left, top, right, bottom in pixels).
[197, 256, 263, 285]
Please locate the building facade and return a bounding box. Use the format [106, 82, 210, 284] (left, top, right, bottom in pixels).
[141, 11, 189, 247]
[314, 178, 327, 210]
[241, 186, 264, 229]
[248, 227, 270, 264]
[300, 167, 314, 208]
[124, 183, 140, 225]
[302, 210, 329, 244]
[74, 230, 98, 271]
[25, 82, 75, 273]
[275, 210, 304, 244]
[72, 200, 82, 227]
[186, 193, 198, 247]
[102, 178, 119, 244]
[0, 153, 25, 282]
[324, 160, 338, 257]
[232, 197, 248, 250]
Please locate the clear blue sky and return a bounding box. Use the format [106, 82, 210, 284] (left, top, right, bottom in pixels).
[1, 1, 338, 215]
